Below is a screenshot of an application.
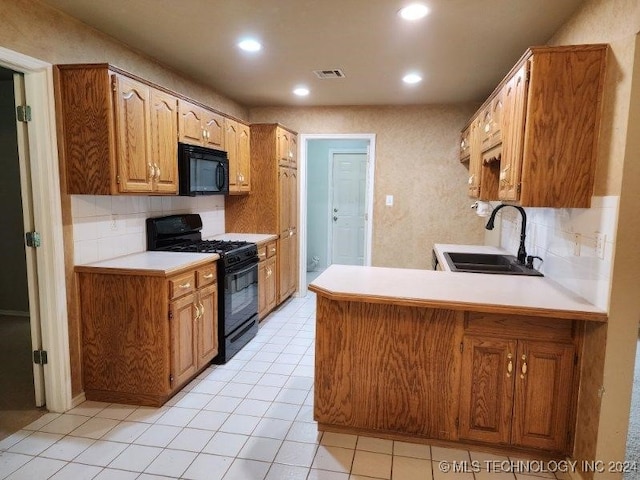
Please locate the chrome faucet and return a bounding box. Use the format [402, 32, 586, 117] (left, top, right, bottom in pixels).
[485, 204, 527, 265]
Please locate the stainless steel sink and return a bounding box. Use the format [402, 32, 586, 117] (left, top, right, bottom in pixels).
[443, 252, 543, 276]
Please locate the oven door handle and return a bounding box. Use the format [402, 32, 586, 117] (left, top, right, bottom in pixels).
[227, 261, 258, 279]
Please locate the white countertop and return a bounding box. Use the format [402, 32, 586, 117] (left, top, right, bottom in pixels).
[207, 233, 278, 245]
[75, 251, 219, 276]
[309, 246, 607, 322]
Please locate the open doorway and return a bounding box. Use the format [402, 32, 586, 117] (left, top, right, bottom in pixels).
[0, 67, 46, 439]
[299, 135, 375, 294]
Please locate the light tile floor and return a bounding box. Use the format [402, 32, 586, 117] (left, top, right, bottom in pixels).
[0, 293, 566, 480]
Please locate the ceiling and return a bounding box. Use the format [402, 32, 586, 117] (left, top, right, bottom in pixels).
[39, 0, 585, 108]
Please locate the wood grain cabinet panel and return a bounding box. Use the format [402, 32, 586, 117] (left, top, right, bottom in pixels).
[226, 123, 298, 308]
[225, 118, 251, 194]
[178, 99, 225, 151]
[77, 261, 218, 406]
[459, 337, 516, 445]
[462, 44, 607, 207]
[54, 65, 179, 195]
[459, 320, 578, 454]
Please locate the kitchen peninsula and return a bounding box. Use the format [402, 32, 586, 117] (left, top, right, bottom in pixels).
[308, 254, 607, 456]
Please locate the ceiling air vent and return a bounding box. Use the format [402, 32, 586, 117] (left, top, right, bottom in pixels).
[313, 69, 346, 79]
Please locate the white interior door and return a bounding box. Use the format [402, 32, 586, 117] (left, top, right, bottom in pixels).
[13, 72, 45, 407]
[330, 152, 367, 265]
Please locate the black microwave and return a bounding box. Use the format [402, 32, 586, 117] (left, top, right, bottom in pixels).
[178, 142, 229, 196]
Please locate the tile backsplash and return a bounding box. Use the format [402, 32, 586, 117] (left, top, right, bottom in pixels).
[71, 195, 226, 264]
[497, 196, 618, 311]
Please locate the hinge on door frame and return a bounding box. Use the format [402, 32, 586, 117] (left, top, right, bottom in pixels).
[459, 342, 463, 353]
[25, 231, 41, 248]
[169, 374, 174, 386]
[169, 310, 173, 320]
[111, 75, 116, 92]
[116, 175, 121, 184]
[16, 105, 31, 122]
[517, 183, 521, 194]
[33, 349, 48, 365]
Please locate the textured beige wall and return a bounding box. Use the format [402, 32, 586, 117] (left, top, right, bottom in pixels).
[250, 105, 485, 269]
[0, 0, 248, 120]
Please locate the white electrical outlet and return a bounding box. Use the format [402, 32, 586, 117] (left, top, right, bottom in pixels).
[110, 215, 118, 231]
[573, 233, 581, 256]
[385, 195, 394, 206]
[595, 232, 606, 259]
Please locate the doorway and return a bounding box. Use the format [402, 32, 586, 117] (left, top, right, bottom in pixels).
[300, 135, 375, 294]
[0, 67, 46, 439]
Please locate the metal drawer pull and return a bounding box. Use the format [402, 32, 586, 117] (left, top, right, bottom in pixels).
[194, 304, 202, 321]
[520, 354, 527, 378]
[178, 282, 191, 289]
[203, 273, 214, 279]
[506, 353, 513, 377]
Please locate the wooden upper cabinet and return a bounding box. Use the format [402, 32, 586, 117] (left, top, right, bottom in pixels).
[113, 74, 153, 193]
[203, 111, 225, 150]
[462, 44, 607, 207]
[277, 126, 297, 167]
[499, 63, 528, 202]
[178, 99, 225, 150]
[150, 89, 178, 194]
[237, 123, 251, 192]
[225, 118, 251, 194]
[55, 65, 179, 195]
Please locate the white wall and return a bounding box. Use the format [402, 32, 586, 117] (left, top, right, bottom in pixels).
[71, 195, 226, 264]
[307, 139, 369, 271]
[498, 196, 617, 310]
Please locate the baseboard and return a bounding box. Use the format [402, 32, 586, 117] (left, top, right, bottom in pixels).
[70, 392, 86, 409]
[0, 309, 29, 317]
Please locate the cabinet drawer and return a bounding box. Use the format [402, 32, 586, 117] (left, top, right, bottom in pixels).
[257, 245, 268, 263]
[169, 271, 196, 300]
[266, 241, 277, 258]
[465, 312, 575, 343]
[196, 264, 217, 287]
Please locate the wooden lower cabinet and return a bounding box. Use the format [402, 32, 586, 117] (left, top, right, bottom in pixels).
[458, 315, 577, 454]
[258, 241, 277, 320]
[312, 294, 581, 456]
[77, 261, 218, 406]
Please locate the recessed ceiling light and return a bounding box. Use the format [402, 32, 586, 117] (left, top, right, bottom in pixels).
[398, 3, 430, 21]
[293, 87, 310, 97]
[237, 38, 262, 52]
[403, 73, 423, 84]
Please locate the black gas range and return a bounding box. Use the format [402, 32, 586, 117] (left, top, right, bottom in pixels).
[146, 214, 259, 364]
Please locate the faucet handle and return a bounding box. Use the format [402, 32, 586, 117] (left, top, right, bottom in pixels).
[526, 255, 544, 269]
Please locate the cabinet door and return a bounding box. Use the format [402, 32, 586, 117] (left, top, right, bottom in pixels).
[196, 283, 218, 368]
[225, 119, 239, 192]
[278, 167, 291, 236]
[277, 127, 291, 166]
[278, 235, 291, 303]
[203, 111, 225, 150]
[150, 89, 178, 193]
[500, 63, 528, 201]
[459, 336, 517, 445]
[178, 99, 205, 146]
[112, 74, 153, 193]
[258, 260, 268, 319]
[512, 341, 575, 452]
[289, 134, 298, 169]
[265, 256, 277, 313]
[460, 126, 471, 161]
[238, 123, 251, 192]
[169, 294, 197, 389]
[468, 118, 482, 198]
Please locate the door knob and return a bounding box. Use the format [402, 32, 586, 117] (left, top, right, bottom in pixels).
[333, 208, 338, 212]
[333, 216, 338, 222]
